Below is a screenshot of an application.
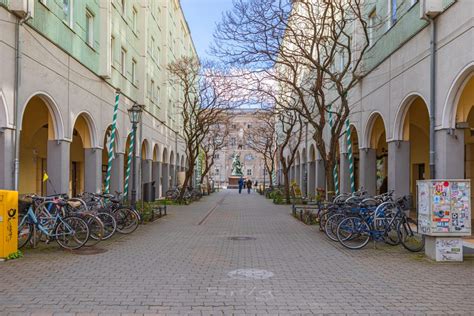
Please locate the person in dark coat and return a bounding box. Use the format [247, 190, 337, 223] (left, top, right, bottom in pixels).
[238, 177, 244, 194]
[246, 179, 252, 194]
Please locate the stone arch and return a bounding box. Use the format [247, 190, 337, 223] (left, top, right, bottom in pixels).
[364, 111, 388, 149]
[309, 144, 316, 161]
[393, 93, 430, 141]
[141, 139, 151, 160]
[170, 150, 175, 166]
[180, 155, 185, 170]
[152, 144, 160, 162]
[162, 147, 168, 163]
[21, 92, 65, 140]
[103, 125, 121, 153]
[71, 111, 99, 148]
[442, 62, 474, 129]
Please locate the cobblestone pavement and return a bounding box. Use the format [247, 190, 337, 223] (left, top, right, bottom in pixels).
[1, 191, 474, 316]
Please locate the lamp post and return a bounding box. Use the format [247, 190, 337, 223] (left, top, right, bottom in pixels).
[128, 103, 142, 210]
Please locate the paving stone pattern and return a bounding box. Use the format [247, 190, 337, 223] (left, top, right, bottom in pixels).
[1, 191, 473, 315]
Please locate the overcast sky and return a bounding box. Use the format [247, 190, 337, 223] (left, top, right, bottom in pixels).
[180, 0, 234, 61]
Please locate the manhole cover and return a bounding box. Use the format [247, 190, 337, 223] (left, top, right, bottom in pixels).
[228, 269, 274, 280]
[228, 236, 256, 241]
[71, 247, 108, 255]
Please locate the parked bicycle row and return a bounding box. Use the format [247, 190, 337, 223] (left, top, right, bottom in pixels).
[18, 191, 140, 250]
[303, 190, 425, 252]
[165, 185, 204, 204]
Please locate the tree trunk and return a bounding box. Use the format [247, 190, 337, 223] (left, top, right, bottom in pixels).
[283, 168, 291, 204]
[180, 165, 194, 200]
[324, 159, 335, 200]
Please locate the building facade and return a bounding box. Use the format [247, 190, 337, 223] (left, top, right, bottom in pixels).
[282, 0, 474, 205]
[0, 0, 197, 198]
[211, 109, 268, 188]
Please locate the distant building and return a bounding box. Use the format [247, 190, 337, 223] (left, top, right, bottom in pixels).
[211, 109, 267, 188]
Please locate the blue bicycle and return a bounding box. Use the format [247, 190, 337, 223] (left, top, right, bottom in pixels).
[18, 196, 90, 250]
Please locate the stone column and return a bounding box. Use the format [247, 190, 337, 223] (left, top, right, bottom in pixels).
[315, 159, 326, 191]
[84, 148, 102, 193]
[152, 161, 161, 198]
[47, 140, 70, 195]
[359, 148, 376, 195]
[308, 161, 316, 198]
[295, 165, 300, 187]
[388, 141, 410, 197]
[110, 153, 124, 194]
[141, 159, 152, 183]
[162, 163, 169, 193]
[339, 153, 351, 194]
[435, 128, 464, 179]
[0, 129, 14, 190]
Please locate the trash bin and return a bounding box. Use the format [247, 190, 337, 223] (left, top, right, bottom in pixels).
[142, 181, 156, 202]
[0, 190, 18, 259]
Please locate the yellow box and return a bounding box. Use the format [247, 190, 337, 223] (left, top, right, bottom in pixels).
[0, 190, 19, 258]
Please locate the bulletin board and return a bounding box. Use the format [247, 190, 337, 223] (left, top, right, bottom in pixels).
[417, 180, 471, 236]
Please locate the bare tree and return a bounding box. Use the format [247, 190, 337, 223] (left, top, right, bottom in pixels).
[167, 57, 235, 200]
[200, 118, 230, 191]
[214, 0, 371, 194]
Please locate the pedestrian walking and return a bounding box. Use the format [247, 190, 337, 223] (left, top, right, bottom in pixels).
[238, 177, 244, 194]
[246, 179, 252, 194]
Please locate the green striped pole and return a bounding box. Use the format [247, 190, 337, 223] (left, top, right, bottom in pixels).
[123, 129, 135, 198]
[104, 90, 120, 193]
[346, 119, 355, 193]
[329, 109, 339, 196]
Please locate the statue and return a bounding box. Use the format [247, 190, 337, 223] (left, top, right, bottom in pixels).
[231, 153, 243, 176]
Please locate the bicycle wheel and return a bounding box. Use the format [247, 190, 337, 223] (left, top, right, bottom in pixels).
[398, 218, 425, 252]
[96, 212, 117, 240]
[324, 213, 345, 242]
[318, 209, 332, 232]
[337, 217, 371, 249]
[84, 214, 104, 247]
[55, 216, 90, 250]
[18, 215, 33, 249]
[113, 208, 139, 234]
[383, 219, 401, 246]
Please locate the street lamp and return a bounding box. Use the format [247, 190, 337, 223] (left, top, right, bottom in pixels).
[128, 103, 143, 210]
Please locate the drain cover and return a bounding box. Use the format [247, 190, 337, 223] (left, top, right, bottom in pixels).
[228, 269, 274, 280]
[228, 236, 256, 241]
[71, 247, 108, 255]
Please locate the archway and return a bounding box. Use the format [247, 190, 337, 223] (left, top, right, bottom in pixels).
[362, 113, 388, 195]
[19, 96, 58, 194]
[152, 144, 161, 197]
[70, 114, 94, 196]
[170, 151, 175, 188]
[401, 97, 430, 197]
[294, 151, 300, 188]
[455, 74, 474, 228]
[162, 148, 169, 194]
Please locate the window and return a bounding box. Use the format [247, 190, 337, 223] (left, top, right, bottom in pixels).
[120, 47, 127, 75]
[214, 154, 220, 159]
[131, 59, 137, 84]
[247, 169, 252, 176]
[368, 8, 376, 46]
[110, 36, 115, 66]
[232, 124, 236, 129]
[63, 0, 73, 27]
[132, 7, 138, 32]
[247, 124, 252, 129]
[85, 10, 94, 47]
[388, 0, 397, 28]
[215, 168, 220, 175]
